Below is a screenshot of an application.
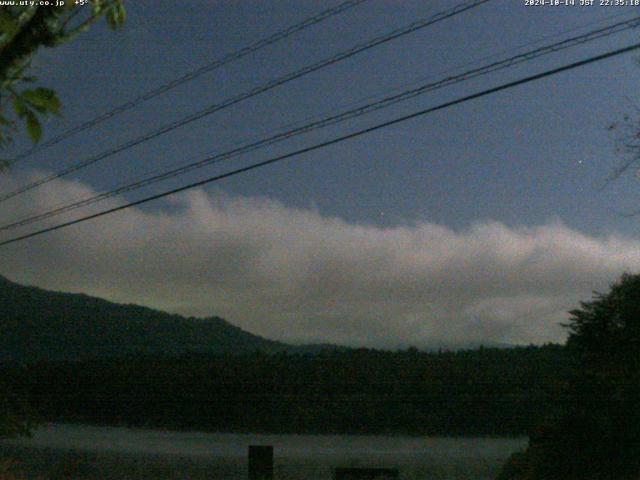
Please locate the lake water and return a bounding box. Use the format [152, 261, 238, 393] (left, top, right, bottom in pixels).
[0, 423, 527, 479]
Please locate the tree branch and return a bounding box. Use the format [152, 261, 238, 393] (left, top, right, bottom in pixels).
[0, 7, 60, 83]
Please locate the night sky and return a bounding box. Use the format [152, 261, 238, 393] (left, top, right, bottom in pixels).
[2, 0, 640, 348]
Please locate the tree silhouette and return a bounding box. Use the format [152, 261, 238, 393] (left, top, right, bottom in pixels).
[0, 1, 125, 159]
[499, 273, 640, 480]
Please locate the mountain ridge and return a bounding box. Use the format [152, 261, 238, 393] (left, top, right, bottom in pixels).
[0, 274, 516, 362]
[0, 274, 291, 362]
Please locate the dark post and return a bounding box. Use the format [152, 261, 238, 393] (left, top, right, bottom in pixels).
[248, 445, 273, 480]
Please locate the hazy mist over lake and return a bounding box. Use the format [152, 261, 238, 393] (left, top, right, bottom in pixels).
[0, 423, 527, 479]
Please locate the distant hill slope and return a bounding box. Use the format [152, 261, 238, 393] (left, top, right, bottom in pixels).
[0, 275, 289, 362]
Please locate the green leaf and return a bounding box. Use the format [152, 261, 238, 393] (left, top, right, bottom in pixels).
[12, 96, 27, 118]
[106, 3, 125, 30]
[0, 11, 19, 42]
[106, 9, 117, 30]
[22, 88, 61, 116]
[116, 4, 126, 25]
[25, 110, 42, 143]
[91, 0, 104, 16]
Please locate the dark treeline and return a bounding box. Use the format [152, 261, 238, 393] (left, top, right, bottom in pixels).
[1, 344, 570, 436]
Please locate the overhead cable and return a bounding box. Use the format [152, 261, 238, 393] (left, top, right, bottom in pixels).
[2, 40, 639, 247]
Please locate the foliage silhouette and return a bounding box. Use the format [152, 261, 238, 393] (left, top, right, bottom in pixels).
[0, 1, 124, 163]
[498, 273, 640, 480]
[0, 345, 571, 436]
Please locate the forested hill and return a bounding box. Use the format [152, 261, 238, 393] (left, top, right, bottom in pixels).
[0, 275, 289, 361]
[2, 345, 571, 436]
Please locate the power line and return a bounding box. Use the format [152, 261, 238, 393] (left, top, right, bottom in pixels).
[2, 15, 638, 233]
[6, 0, 368, 165]
[0, 0, 490, 204]
[1, 40, 638, 248]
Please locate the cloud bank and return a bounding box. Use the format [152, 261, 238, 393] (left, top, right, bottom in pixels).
[1, 172, 639, 348]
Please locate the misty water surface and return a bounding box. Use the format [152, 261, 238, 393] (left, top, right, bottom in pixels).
[0, 423, 527, 479]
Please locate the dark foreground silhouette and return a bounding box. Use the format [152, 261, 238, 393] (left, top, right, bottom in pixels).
[2, 344, 568, 436]
[498, 273, 640, 480]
